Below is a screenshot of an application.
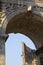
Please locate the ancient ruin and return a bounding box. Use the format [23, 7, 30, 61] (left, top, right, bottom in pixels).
[0, 0, 43, 65]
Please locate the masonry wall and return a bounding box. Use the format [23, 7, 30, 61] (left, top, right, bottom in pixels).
[22, 42, 40, 65]
[0, 37, 5, 65]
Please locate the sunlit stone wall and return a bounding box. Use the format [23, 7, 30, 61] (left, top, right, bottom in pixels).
[0, 43, 5, 65]
[0, 55, 5, 65]
[0, 35, 6, 65]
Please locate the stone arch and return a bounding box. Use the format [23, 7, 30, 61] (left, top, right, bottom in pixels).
[5, 11, 43, 49]
[2, 5, 27, 32]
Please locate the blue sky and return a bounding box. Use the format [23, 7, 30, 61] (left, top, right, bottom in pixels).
[5, 33, 36, 65]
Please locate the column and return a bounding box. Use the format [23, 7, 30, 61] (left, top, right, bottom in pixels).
[0, 34, 8, 65]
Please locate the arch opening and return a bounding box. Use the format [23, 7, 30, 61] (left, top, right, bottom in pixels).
[5, 12, 43, 49]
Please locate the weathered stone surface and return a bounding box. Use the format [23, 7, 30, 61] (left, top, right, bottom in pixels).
[0, 1, 43, 65]
[22, 42, 40, 65]
[0, 55, 5, 65]
[0, 34, 8, 65]
[35, 46, 43, 65]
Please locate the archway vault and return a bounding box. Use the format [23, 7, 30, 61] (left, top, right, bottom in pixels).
[6, 11, 43, 49]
